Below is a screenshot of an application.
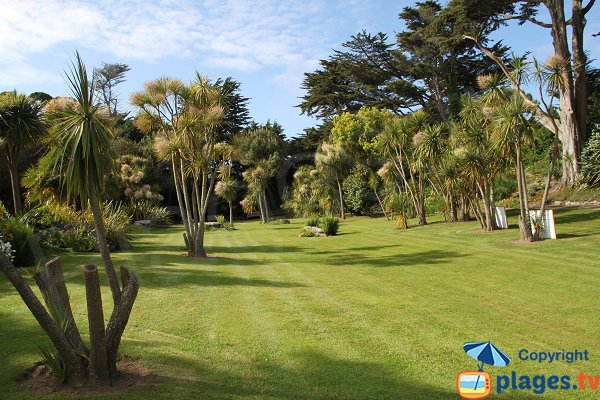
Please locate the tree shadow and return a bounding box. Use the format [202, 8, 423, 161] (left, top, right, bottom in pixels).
[135, 267, 308, 289]
[207, 245, 307, 254]
[144, 350, 463, 400]
[553, 209, 600, 224]
[325, 250, 466, 268]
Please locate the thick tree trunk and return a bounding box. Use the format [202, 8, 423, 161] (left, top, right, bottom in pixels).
[8, 163, 22, 215]
[106, 267, 139, 377]
[0, 252, 86, 382]
[89, 186, 121, 306]
[34, 257, 88, 357]
[84, 265, 108, 383]
[571, 0, 588, 142]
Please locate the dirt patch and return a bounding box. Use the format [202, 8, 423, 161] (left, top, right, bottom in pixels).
[19, 357, 157, 396]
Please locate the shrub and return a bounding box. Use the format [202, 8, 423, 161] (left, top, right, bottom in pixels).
[101, 202, 132, 250]
[395, 215, 408, 230]
[143, 205, 172, 226]
[321, 216, 340, 236]
[0, 201, 8, 218]
[216, 215, 226, 225]
[342, 164, 373, 215]
[306, 215, 320, 227]
[580, 126, 600, 187]
[0, 233, 15, 261]
[0, 217, 36, 267]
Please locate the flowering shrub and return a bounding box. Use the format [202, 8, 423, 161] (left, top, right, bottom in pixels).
[0, 233, 15, 262]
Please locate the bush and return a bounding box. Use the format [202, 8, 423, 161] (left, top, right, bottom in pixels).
[0, 217, 36, 267]
[126, 200, 172, 226]
[321, 216, 340, 236]
[101, 202, 132, 251]
[395, 215, 408, 230]
[342, 164, 373, 215]
[580, 126, 600, 187]
[216, 215, 226, 225]
[306, 215, 320, 227]
[0, 233, 15, 262]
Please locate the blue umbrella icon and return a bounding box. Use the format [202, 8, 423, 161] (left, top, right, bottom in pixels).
[464, 341, 511, 371]
[463, 341, 511, 391]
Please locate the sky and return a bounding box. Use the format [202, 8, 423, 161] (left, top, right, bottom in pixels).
[1, 0, 599, 138]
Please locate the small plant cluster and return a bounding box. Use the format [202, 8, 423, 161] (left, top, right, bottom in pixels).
[301, 215, 340, 236]
[205, 215, 235, 232]
[0, 232, 15, 262]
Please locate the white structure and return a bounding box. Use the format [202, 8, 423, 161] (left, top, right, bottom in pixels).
[494, 206, 508, 229]
[529, 209, 557, 239]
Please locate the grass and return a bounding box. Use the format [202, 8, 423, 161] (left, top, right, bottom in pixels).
[1, 209, 600, 399]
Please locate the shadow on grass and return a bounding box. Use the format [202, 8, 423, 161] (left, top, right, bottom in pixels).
[135, 267, 308, 289]
[553, 209, 600, 225]
[325, 249, 466, 268]
[147, 350, 464, 400]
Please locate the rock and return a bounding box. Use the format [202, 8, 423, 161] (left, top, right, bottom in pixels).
[304, 226, 326, 237]
[133, 220, 152, 228]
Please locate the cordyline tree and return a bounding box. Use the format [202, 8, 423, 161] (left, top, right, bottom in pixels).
[449, 0, 596, 185]
[132, 75, 225, 257]
[0, 92, 45, 214]
[0, 53, 139, 384]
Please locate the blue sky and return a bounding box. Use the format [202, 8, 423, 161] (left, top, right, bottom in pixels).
[1, 0, 599, 138]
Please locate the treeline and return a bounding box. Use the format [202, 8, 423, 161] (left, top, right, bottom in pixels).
[288, 0, 600, 242]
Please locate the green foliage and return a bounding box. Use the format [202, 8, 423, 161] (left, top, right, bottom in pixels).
[580, 126, 600, 187]
[299, 228, 316, 237]
[124, 201, 172, 226]
[0, 217, 36, 267]
[342, 164, 373, 215]
[102, 201, 132, 250]
[216, 215, 227, 225]
[306, 215, 320, 227]
[321, 216, 340, 236]
[494, 173, 518, 201]
[36, 345, 67, 383]
[425, 192, 446, 215]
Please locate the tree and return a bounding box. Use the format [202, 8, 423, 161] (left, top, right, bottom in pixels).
[0, 92, 45, 214]
[299, 1, 504, 121]
[133, 74, 225, 257]
[315, 142, 352, 219]
[492, 95, 535, 241]
[456, 0, 596, 185]
[213, 77, 251, 140]
[215, 164, 239, 227]
[0, 52, 139, 385]
[93, 62, 131, 115]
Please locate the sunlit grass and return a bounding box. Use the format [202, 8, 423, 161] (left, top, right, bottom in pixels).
[1, 209, 599, 399]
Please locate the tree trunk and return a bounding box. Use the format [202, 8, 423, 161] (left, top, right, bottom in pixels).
[262, 189, 270, 222]
[374, 189, 388, 220]
[571, 0, 588, 143]
[0, 252, 86, 382]
[8, 163, 22, 215]
[106, 267, 139, 377]
[34, 257, 88, 357]
[229, 201, 234, 228]
[336, 176, 345, 219]
[515, 143, 533, 242]
[417, 177, 427, 226]
[84, 264, 108, 383]
[89, 186, 121, 306]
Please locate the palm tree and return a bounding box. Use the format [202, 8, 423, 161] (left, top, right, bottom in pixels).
[215, 165, 239, 227]
[0, 92, 45, 214]
[48, 52, 122, 304]
[315, 142, 352, 219]
[493, 95, 535, 241]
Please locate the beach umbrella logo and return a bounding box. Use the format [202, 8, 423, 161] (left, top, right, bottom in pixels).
[457, 341, 511, 399]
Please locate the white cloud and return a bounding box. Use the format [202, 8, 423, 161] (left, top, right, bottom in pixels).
[0, 0, 342, 86]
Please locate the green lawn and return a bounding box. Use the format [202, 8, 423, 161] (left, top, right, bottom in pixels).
[1, 209, 600, 399]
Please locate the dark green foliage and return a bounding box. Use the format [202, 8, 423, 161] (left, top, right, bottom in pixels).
[342, 164, 373, 215]
[580, 126, 600, 187]
[587, 68, 600, 136]
[214, 77, 251, 140]
[321, 216, 340, 236]
[0, 217, 36, 267]
[494, 173, 518, 201]
[306, 215, 320, 227]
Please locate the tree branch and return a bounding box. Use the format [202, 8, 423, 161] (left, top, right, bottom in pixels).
[583, 0, 596, 14]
